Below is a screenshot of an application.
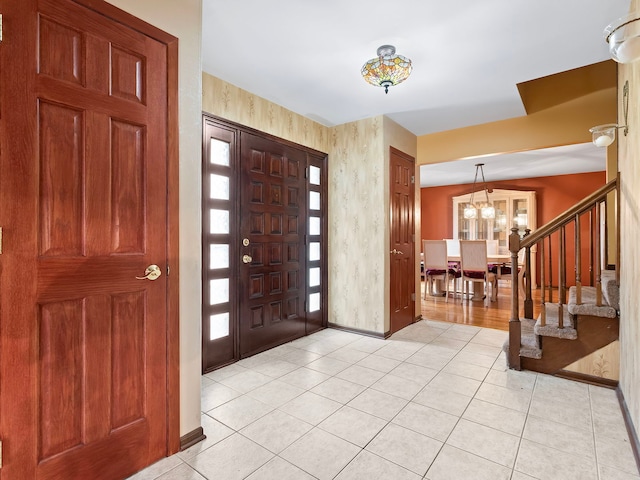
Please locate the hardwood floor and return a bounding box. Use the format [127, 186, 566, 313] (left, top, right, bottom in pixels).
[419, 279, 542, 331]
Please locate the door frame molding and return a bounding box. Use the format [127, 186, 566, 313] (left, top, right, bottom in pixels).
[71, 0, 181, 455]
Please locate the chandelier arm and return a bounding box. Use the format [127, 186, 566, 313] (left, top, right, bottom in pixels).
[469, 165, 480, 206]
[480, 165, 490, 204]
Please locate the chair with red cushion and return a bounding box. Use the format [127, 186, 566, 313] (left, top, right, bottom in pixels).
[489, 247, 526, 296]
[423, 240, 458, 302]
[459, 240, 497, 307]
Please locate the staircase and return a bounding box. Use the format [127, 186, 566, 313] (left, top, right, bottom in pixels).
[505, 177, 620, 379]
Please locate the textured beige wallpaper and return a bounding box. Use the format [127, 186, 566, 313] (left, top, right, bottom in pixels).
[202, 74, 419, 335]
[564, 341, 620, 381]
[328, 117, 387, 333]
[202, 74, 329, 153]
[618, 10, 640, 442]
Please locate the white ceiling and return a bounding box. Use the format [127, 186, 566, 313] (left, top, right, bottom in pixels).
[419, 142, 606, 187]
[202, 0, 629, 136]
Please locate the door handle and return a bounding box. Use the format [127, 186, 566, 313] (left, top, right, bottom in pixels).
[136, 264, 162, 280]
[390, 249, 405, 255]
[242, 254, 252, 264]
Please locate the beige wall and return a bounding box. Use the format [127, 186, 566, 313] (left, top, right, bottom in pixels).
[106, 0, 203, 437]
[618, 0, 640, 446]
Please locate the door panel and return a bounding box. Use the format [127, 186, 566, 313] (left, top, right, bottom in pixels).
[389, 148, 416, 334]
[0, 0, 170, 478]
[202, 121, 238, 370]
[239, 133, 307, 357]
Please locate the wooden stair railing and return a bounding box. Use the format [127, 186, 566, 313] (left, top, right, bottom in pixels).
[507, 177, 619, 370]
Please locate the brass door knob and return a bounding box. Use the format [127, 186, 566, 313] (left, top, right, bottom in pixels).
[136, 264, 162, 280]
[242, 254, 252, 264]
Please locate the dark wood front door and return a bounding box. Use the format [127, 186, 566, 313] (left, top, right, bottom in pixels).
[389, 147, 416, 334]
[239, 133, 307, 357]
[201, 116, 327, 371]
[0, 0, 174, 478]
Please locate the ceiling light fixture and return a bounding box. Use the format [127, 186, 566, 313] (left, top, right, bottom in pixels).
[463, 163, 495, 220]
[361, 45, 412, 94]
[605, 12, 640, 63]
[589, 80, 629, 147]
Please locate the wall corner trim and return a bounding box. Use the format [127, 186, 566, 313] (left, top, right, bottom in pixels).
[327, 322, 386, 339]
[616, 387, 640, 474]
[180, 427, 206, 451]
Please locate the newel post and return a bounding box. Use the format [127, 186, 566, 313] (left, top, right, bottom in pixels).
[508, 227, 522, 370]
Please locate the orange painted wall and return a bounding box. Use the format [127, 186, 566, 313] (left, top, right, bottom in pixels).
[421, 171, 607, 286]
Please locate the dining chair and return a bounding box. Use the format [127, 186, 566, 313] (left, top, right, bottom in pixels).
[486, 239, 499, 255]
[422, 240, 458, 302]
[490, 247, 526, 296]
[459, 240, 497, 307]
[444, 239, 460, 258]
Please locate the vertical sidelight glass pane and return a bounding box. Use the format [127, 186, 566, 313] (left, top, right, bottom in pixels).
[309, 293, 320, 312]
[209, 209, 229, 234]
[209, 278, 229, 305]
[209, 313, 230, 340]
[309, 165, 321, 185]
[309, 217, 320, 235]
[309, 242, 320, 261]
[210, 138, 230, 166]
[209, 244, 229, 269]
[210, 174, 229, 200]
[309, 267, 320, 287]
[309, 191, 320, 210]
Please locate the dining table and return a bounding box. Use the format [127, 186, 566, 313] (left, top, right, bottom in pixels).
[446, 254, 512, 264]
[422, 253, 514, 301]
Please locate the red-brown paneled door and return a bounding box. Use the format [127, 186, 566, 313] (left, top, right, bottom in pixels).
[389, 147, 416, 334]
[0, 1, 171, 478]
[239, 132, 307, 357]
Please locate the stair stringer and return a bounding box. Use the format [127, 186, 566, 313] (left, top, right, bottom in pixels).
[520, 314, 619, 375]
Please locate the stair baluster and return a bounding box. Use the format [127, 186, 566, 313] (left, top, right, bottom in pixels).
[547, 236, 553, 304]
[595, 202, 603, 307]
[540, 239, 546, 327]
[575, 213, 582, 305]
[589, 208, 595, 287]
[524, 229, 533, 320]
[558, 226, 566, 329]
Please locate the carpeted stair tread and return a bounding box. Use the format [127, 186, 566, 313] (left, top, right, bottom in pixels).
[567, 286, 617, 319]
[601, 270, 620, 312]
[534, 303, 577, 340]
[519, 318, 542, 359]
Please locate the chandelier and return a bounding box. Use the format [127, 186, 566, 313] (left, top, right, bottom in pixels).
[463, 163, 495, 220]
[361, 45, 412, 94]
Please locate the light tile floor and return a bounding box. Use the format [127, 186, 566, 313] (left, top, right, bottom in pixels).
[128, 320, 640, 480]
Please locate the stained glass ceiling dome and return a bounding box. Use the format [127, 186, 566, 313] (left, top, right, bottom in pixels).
[361, 45, 412, 94]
